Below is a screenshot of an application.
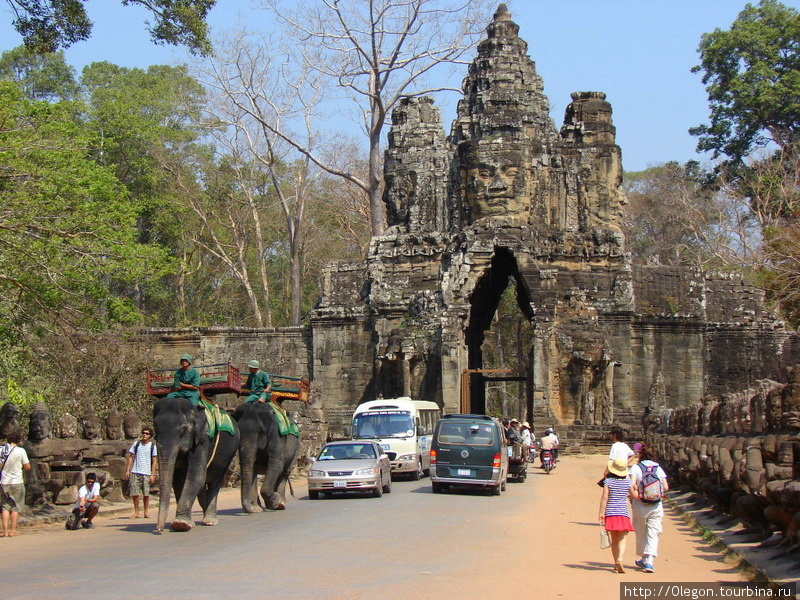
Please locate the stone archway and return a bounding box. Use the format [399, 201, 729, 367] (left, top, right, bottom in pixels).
[464, 247, 534, 415]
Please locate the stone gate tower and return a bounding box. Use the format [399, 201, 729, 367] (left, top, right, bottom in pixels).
[310, 5, 798, 431]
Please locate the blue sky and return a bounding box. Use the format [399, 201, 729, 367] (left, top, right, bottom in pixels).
[2, 0, 798, 172]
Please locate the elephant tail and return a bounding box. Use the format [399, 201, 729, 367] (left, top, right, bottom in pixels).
[288, 477, 295, 498]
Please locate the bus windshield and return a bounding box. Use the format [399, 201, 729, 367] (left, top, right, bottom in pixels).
[353, 410, 415, 439]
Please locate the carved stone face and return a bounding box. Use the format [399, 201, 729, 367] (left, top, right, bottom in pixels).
[81, 407, 102, 440]
[781, 377, 800, 431]
[105, 409, 122, 440]
[123, 410, 141, 440]
[28, 403, 52, 443]
[0, 402, 20, 438]
[460, 144, 529, 222]
[59, 412, 78, 438]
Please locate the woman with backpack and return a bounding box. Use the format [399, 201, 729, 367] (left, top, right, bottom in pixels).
[629, 443, 669, 573]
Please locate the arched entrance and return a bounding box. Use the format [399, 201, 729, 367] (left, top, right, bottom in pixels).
[464, 247, 534, 417]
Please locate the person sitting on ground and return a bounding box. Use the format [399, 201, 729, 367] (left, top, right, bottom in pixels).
[0, 431, 31, 537]
[124, 427, 158, 519]
[166, 354, 201, 406]
[241, 360, 272, 404]
[74, 472, 101, 529]
[630, 443, 669, 573]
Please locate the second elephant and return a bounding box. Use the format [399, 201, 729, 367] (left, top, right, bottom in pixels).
[234, 402, 301, 512]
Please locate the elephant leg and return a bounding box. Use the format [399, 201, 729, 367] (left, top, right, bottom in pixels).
[239, 443, 260, 514]
[199, 481, 223, 526]
[172, 449, 208, 531]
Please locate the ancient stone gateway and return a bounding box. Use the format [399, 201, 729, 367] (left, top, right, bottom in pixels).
[309, 5, 800, 434]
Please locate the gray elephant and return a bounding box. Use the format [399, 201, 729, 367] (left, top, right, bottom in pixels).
[234, 402, 300, 512]
[153, 396, 240, 532]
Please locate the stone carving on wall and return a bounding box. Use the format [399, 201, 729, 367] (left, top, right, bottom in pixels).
[123, 410, 141, 439]
[28, 401, 52, 443]
[105, 409, 123, 440]
[58, 412, 78, 438]
[0, 401, 21, 439]
[80, 405, 102, 440]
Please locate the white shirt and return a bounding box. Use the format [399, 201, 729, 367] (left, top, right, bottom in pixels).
[0, 444, 30, 485]
[521, 429, 532, 445]
[74, 482, 100, 509]
[608, 441, 633, 462]
[128, 441, 157, 475]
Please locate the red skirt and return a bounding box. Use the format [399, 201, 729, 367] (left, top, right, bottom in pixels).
[604, 516, 635, 531]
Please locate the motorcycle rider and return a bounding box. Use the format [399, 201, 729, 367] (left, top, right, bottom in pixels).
[544, 427, 560, 463]
[539, 428, 558, 469]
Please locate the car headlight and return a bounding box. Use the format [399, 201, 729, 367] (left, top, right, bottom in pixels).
[308, 470, 326, 477]
[397, 454, 416, 461]
[353, 467, 378, 476]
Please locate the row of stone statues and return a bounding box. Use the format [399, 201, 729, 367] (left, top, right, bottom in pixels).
[643, 365, 800, 436]
[0, 401, 143, 443]
[643, 366, 800, 552]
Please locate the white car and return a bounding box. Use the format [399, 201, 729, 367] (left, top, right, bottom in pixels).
[307, 440, 392, 499]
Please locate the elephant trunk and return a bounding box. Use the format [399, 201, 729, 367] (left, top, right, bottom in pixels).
[156, 448, 177, 532]
[239, 443, 257, 513]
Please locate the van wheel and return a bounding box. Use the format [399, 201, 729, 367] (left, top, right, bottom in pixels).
[492, 484, 501, 496]
[309, 490, 319, 500]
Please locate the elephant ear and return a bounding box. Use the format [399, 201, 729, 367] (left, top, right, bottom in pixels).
[194, 404, 208, 447]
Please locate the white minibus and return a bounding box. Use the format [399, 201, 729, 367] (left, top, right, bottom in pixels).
[349, 397, 441, 479]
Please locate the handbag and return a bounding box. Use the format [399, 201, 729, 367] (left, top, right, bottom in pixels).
[600, 529, 611, 549]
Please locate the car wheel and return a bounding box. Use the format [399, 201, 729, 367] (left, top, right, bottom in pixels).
[501, 479, 507, 491]
[373, 477, 384, 497]
[432, 482, 442, 494]
[382, 475, 392, 494]
[410, 457, 422, 481]
[309, 490, 319, 500]
[492, 484, 501, 496]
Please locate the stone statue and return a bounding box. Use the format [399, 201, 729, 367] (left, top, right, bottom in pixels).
[105, 408, 123, 440]
[28, 401, 52, 443]
[58, 412, 78, 438]
[0, 401, 21, 439]
[123, 410, 142, 440]
[780, 365, 800, 432]
[458, 142, 531, 223]
[80, 405, 102, 440]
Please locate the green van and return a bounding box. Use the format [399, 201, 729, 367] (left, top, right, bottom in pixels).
[429, 414, 508, 495]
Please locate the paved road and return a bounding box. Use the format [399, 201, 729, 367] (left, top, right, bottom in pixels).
[4, 455, 750, 600]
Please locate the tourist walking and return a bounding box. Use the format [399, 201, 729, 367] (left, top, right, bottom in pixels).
[0, 431, 31, 537]
[599, 456, 637, 573]
[603, 425, 634, 477]
[125, 427, 158, 519]
[630, 443, 669, 573]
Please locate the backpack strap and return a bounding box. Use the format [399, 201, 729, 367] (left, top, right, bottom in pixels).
[0, 446, 16, 479]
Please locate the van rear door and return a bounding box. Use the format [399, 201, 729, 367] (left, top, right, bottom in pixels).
[434, 420, 497, 480]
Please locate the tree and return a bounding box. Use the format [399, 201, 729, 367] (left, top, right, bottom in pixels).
[260, 0, 495, 236]
[690, 0, 800, 163]
[0, 45, 78, 101]
[0, 80, 170, 335]
[4, 0, 216, 54]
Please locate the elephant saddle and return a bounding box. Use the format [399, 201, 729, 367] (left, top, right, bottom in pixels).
[268, 400, 299, 437]
[199, 398, 237, 438]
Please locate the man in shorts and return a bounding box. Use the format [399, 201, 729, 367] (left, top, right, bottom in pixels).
[0, 431, 31, 537]
[124, 427, 158, 519]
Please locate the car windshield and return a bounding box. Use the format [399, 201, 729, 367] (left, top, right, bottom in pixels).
[318, 444, 377, 460]
[437, 421, 494, 446]
[353, 411, 414, 438]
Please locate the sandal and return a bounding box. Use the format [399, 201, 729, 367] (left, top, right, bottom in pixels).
[614, 562, 625, 574]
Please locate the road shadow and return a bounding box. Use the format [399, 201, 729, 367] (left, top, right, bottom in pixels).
[564, 561, 617, 572]
[570, 521, 602, 527]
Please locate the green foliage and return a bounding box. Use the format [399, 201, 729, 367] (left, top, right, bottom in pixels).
[0, 80, 171, 334]
[0, 45, 79, 101]
[691, 0, 800, 163]
[5, 0, 215, 54]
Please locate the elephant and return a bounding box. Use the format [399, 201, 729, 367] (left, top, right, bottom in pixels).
[154, 396, 240, 532]
[234, 402, 301, 513]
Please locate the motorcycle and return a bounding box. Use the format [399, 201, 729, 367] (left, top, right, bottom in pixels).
[540, 448, 555, 474]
